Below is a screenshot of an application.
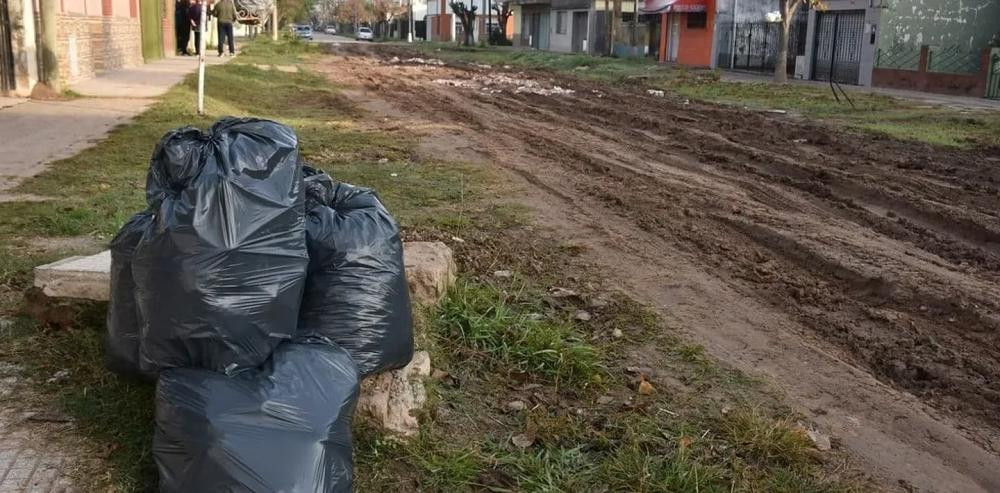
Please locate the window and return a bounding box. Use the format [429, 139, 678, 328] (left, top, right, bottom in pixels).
[556, 11, 567, 34]
[687, 12, 707, 29]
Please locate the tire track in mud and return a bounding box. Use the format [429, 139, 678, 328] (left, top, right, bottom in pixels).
[315, 46, 1000, 491]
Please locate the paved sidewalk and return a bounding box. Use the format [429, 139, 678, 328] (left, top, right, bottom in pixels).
[721, 70, 1000, 111]
[0, 56, 228, 199]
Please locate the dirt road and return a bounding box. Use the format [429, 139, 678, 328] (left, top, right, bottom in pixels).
[316, 45, 1000, 492]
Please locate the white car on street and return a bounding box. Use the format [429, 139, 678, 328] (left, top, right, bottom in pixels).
[324, 26, 337, 35]
[356, 27, 374, 41]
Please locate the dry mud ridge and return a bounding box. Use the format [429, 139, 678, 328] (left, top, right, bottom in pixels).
[316, 44, 1000, 492]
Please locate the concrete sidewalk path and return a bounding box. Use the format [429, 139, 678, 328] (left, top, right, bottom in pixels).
[0, 56, 229, 199]
[721, 70, 1000, 111]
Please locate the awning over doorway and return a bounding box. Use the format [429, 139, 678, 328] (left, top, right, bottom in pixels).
[639, 0, 706, 14]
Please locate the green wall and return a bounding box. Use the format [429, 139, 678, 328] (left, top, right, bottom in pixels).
[878, 0, 1000, 51]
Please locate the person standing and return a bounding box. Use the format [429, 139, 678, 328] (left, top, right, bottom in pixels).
[213, 0, 237, 56]
[188, 0, 204, 55]
[175, 0, 191, 55]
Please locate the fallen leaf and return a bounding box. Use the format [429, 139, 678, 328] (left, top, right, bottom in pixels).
[638, 377, 655, 395]
[679, 435, 694, 449]
[511, 433, 535, 448]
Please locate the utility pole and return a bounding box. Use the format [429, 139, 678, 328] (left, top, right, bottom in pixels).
[197, 1, 207, 115]
[272, 2, 279, 40]
[38, 0, 60, 92]
[487, 0, 491, 45]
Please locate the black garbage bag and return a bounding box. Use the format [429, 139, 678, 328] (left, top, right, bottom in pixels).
[105, 211, 156, 380]
[154, 342, 359, 492]
[297, 166, 414, 378]
[133, 117, 308, 375]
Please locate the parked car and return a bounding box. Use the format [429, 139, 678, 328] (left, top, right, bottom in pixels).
[295, 25, 313, 40]
[324, 26, 337, 35]
[356, 27, 374, 41]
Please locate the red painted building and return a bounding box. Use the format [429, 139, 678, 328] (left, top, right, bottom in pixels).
[641, 0, 714, 67]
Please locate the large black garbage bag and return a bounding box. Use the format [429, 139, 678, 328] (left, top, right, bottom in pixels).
[297, 167, 414, 378]
[154, 342, 359, 492]
[105, 211, 156, 380]
[133, 117, 308, 375]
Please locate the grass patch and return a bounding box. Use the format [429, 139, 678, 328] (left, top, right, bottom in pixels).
[668, 80, 1000, 148]
[435, 280, 601, 385]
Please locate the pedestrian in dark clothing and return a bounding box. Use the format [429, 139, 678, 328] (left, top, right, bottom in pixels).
[175, 0, 191, 55]
[188, 0, 204, 55]
[213, 0, 237, 56]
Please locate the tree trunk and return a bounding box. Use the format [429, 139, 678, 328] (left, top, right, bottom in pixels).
[773, 0, 799, 83]
[774, 18, 790, 82]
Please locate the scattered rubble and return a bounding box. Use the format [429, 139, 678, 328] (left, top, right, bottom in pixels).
[432, 73, 575, 96]
[646, 89, 665, 97]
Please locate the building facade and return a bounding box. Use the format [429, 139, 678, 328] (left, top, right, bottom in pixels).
[1, 0, 175, 95]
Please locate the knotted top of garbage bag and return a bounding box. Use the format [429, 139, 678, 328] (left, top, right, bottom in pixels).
[146, 117, 299, 209]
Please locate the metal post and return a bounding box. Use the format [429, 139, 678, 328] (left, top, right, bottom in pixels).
[272, 2, 278, 40]
[729, 0, 738, 69]
[408, 0, 414, 42]
[39, 0, 59, 91]
[197, 1, 207, 115]
[487, 0, 492, 45]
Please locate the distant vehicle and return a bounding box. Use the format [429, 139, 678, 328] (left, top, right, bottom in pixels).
[356, 27, 374, 41]
[324, 26, 337, 35]
[295, 25, 313, 40]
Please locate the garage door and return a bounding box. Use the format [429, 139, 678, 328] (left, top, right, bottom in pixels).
[812, 10, 864, 85]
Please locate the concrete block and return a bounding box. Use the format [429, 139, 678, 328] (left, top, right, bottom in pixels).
[32, 251, 111, 301]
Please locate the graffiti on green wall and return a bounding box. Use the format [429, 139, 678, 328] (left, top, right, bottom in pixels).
[878, 0, 1000, 53]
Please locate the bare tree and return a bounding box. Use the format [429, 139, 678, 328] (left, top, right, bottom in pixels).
[449, 0, 477, 46]
[491, 0, 511, 41]
[774, 0, 824, 82]
[373, 0, 406, 37]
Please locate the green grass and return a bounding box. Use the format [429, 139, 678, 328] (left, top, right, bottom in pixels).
[412, 42, 667, 83]
[435, 280, 601, 385]
[409, 43, 999, 148]
[669, 80, 1000, 148]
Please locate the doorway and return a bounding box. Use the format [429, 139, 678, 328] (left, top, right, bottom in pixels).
[812, 10, 864, 85]
[665, 13, 679, 62]
[571, 11, 587, 53]
[0, 0, 15, 92]
[140, 0, 165, 61]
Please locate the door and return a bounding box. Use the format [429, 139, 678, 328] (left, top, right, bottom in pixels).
[0, 0, 15, 93]
[572, 11, 587, 52]
[987, 51, 1000, 100]
[812, 10, 864, 85]
[140, 0, 165, 61]
[666, 13, 679, 62]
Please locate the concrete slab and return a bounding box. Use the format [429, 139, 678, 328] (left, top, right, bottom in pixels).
[34, 241, 457, 304]
[69, 56, 231, 99]
[33, 250, 112, 300]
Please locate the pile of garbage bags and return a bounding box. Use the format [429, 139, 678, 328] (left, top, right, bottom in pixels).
[106, 117, 413, 492]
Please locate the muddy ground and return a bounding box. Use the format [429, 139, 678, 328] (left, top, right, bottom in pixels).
[314, 44, 1000, 492]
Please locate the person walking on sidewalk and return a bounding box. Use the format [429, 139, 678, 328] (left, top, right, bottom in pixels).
[188, 0, 205, 55]
[213, 0, 238, 57]
[175, 0, 191, 55]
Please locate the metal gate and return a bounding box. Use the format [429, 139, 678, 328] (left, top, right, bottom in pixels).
[716, 18, 808, 74]
[988, 51, 1000, 100]
[812, 10, 864, 85]
[0, 0, 16, 93]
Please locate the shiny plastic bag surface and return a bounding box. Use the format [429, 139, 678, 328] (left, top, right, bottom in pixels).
[133, 117, 308, 374]
[154, 342, 359, 493]
[106, 211, 156, 380]
[297, 167, 413, 378]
